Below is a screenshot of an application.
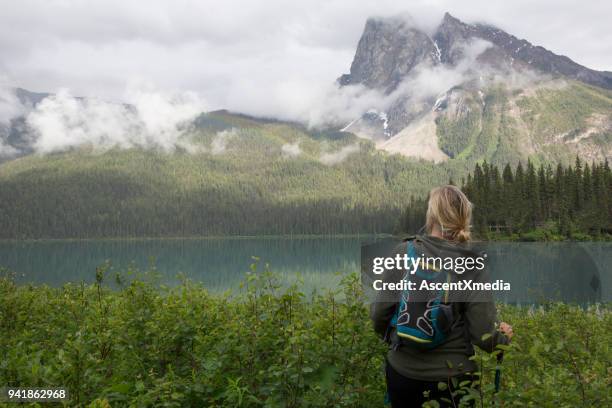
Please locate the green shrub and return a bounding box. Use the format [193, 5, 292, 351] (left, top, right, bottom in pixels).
[1, 265, 610, 407]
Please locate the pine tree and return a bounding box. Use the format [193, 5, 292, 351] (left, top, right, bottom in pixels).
[526, 160, 541, 227]
[574, 156, 584, 212]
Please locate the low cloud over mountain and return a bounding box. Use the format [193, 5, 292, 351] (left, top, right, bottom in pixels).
[0, 10, 610, 164]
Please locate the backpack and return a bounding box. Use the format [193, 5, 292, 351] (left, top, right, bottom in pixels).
[389, 239, 455, 349]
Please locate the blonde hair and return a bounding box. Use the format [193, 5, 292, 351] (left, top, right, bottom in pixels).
[425, 185, 472, 242]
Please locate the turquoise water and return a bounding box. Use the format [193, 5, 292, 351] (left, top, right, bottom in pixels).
[0, 237, 610, 303]
[0, 236, 366, 292]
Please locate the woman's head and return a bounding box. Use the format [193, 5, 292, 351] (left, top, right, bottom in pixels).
[425, 185, 472, 242]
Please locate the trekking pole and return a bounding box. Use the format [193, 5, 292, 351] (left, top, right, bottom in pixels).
[494, 351, 503, 393]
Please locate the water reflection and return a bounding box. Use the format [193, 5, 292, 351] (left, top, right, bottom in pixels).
[0, 237, 610, 303]
[479, 242, 606, 304]
[0, 237, 362, 292]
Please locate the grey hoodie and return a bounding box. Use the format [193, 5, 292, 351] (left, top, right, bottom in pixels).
[369, 235, 509, 381]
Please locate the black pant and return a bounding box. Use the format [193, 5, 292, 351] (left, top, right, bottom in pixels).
[385, 361, 474, 408]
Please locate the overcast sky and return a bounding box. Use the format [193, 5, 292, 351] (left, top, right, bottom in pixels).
[0, 0, 610, 115]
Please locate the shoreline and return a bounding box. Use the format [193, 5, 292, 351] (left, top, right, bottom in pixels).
[0, 233, 394, 244]
[1, 231, 611, 243]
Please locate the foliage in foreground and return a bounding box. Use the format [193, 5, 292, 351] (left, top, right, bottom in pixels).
[1, 265, 610, 407]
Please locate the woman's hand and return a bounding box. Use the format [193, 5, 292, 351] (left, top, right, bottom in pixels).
[499, 322, 513, 340]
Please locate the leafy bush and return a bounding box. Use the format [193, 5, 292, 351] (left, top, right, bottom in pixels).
[1, 264, 610, 407]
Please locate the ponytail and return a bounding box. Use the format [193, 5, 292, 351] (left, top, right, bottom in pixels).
[426, 185, 473, 242]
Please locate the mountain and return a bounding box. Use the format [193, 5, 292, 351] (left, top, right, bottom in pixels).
[338, 13, 612, 164]
[0, 12, 611, 238]
[434, 13, 612, 88]
[340, 13, 612, 91]
[338, 17, 439, 93]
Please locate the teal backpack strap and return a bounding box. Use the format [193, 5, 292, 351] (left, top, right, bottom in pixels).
[386, 239, 415, 349]
[407, 239, 416, 262]
[387, 239, 418, 350]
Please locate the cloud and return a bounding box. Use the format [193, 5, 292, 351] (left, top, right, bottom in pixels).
[0, 33, 552, 158]
[281, 141, 302, 158]
[25, 84, 206, 153]
[0, 140, 19, 158]
[399, 39, 494, 95]
[0, 79, 27, 125]
[225, 37, 548, 132]
[319, 143, 360, 165]
[0, 80, 28, 157]
[0, 36, 547, 158]
[273, 80, 391, 128]
[334, 39, 502, 135]
[263, 41, 495, 129]
[0, 0, 608, 112]
[210, 129, 236, 155]
[0, 1, 608, 158]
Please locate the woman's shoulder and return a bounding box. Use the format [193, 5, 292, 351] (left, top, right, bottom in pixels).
[412, 235, 482, 257]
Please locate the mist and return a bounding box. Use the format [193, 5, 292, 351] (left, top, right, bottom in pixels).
[1, 23, 558, 159]
[23, 84, 206, 154]
[210, 129, 236, 155]
[281, 142, 302, 158]
[0, 36, 546, 157]
[0, 80, 26, 126]
[319, 144, 360, 165]
[0, 79, 26, 157]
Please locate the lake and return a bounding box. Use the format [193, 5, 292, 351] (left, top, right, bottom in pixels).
[0, 236, 610, 303]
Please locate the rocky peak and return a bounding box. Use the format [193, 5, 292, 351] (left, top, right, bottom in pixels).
[335, 11, 612, 165]
[340, 12, 612, 91]
[470, 23, 612, 89]
[337, 17, 437, 94]
[433, 12, 477, 64]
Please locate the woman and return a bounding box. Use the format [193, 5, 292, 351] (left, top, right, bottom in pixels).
[370, 185, 513, 407]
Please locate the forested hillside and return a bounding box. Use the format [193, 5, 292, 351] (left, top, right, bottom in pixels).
[399, 158, 612, 240]
[1, 103, 610, 239]
[0, 111, 466, 239]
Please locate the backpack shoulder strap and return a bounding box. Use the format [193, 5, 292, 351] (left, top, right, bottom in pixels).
[385, 240, 416, 349]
